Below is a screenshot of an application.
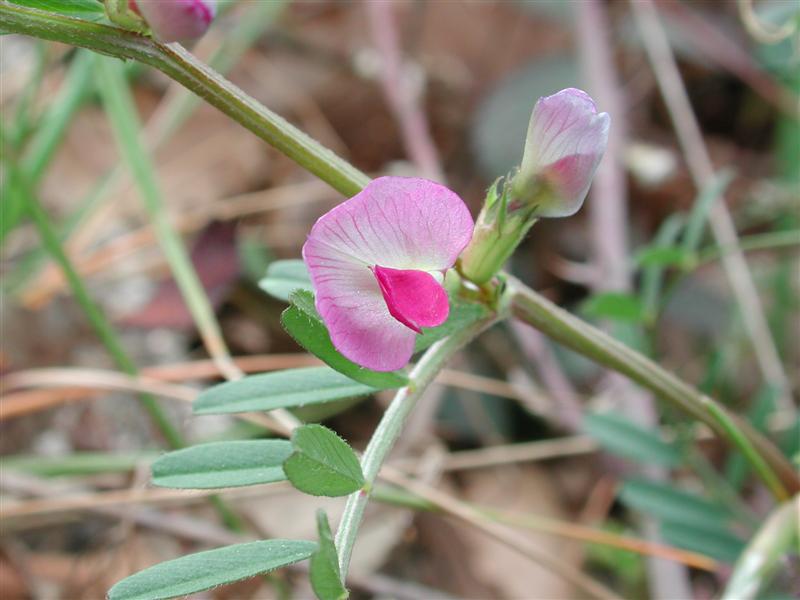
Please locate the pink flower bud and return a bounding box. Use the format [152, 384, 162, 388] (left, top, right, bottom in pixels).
[518, 88, 610, 218]
[131, 0, 217, 43]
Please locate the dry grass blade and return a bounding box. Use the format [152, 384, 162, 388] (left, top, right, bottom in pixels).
[484, 506, 718, 572]
[3, 368, 197, 403]
[433, 436, 598, 471]
[1, 367, 289, 434]
[0, 474, 291, 520]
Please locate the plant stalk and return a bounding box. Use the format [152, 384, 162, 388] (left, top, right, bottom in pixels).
[334, 313, 497, 579]
[0, 4, 370, 198]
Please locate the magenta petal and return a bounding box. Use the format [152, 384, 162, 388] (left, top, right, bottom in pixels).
[301, 244, 415, 371]
[304, 176, 474, 271]
[372, 266, 449, 333]
[302, 176, 473, 371]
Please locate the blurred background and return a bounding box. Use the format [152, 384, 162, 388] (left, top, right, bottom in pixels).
[1, 1, 798, 598]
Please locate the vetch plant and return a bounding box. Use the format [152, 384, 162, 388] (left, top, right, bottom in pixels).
[3, 3, 798, 599]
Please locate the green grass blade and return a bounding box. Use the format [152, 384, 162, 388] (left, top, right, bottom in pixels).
[1, 50, 94, 244]
[94, 54, 239, 378]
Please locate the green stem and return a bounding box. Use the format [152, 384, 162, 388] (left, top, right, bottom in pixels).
[4, 1, 282, 292]
[22, 182, 183, 449]
[334, 313, 497, 578]
[696, 229, 800, 267]
[0, 4, 370, 198]
[94, 54, 241, 380]
[507, 277, 798, 499]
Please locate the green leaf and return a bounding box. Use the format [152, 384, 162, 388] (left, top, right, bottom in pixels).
[310, 510, 348, 600]
[194, 367, 383, 415]
[634, 245, 692, 268]
[151, 440, 292, 489]
[581, 292, 646, 323]
[1, 169, 26, 246]
[284, 424, 364, 497]
[9, 0, 105, 19]
[414, 295, 489, 353]
[259, 259, 312, 302]
[619, 478, 733, 531]
[661, 521, 745, 564]
[583, 412, 681, 467]
[281, 290, 409, 389]
[621, 478, 745, 563]
[107, 539, 316, 600]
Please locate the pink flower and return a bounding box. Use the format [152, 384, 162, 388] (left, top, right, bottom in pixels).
[131, 0, 216, 43]
[302, 177, 474, 371]
[518, 88, 610, 217]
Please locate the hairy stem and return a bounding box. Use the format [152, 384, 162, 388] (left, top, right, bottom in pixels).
[0, 3, 370, 197]
[335, 313, 497, 579]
